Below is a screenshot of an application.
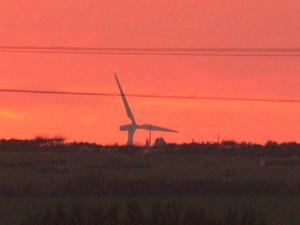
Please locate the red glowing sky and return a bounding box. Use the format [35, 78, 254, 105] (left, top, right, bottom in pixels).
[0, 0, 299, 144]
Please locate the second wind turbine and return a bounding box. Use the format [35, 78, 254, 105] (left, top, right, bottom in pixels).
[115, 74, 177, 146]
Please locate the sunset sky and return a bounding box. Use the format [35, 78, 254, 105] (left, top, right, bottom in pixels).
[0, 0, 299, 144]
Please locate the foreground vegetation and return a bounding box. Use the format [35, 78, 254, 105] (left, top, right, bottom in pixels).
[20, 201, 268, 225]
[0, 138, 299, 224]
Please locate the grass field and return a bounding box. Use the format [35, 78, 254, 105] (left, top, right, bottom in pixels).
[0, 150, 299, 224]
[0, 196, 299, 225]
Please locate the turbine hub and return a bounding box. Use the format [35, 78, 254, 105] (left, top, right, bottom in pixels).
[120, 124, 137, 131]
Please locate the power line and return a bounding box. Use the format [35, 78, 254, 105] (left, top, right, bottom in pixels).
[1, 46, 300, 52]
[1, 46, 300, 57]
[2, 50, 300, 57]
[0, 88, 299, 104]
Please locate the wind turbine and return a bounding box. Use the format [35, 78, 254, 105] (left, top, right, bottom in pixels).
[115, 74, 177, 145]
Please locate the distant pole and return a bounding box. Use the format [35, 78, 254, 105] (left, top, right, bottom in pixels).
[149, 125, 152, 147]
[217, 134, 220, 144]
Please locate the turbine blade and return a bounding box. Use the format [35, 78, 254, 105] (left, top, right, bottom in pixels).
[114, 73, 136, 124]
[139, 124, 177, 132]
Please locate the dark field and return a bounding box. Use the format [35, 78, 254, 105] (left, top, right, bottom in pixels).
[0, 142, 299, 225]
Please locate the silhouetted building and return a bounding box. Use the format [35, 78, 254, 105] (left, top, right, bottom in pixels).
[153, 137, 167, 147]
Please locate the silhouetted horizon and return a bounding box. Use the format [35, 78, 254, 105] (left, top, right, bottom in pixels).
[1, 136, 299, 147]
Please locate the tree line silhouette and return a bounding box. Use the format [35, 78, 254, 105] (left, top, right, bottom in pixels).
[0, 137, 299, 157]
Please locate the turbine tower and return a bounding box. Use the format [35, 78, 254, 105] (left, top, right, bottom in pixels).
[115, 74, 177, 145]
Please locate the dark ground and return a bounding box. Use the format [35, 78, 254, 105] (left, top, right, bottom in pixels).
[0, 139, 299, 224]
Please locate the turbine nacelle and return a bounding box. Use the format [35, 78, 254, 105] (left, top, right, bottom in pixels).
[120, 124, 137, 131]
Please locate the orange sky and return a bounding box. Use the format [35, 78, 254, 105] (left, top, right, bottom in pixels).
[0, 0, 300, 144]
